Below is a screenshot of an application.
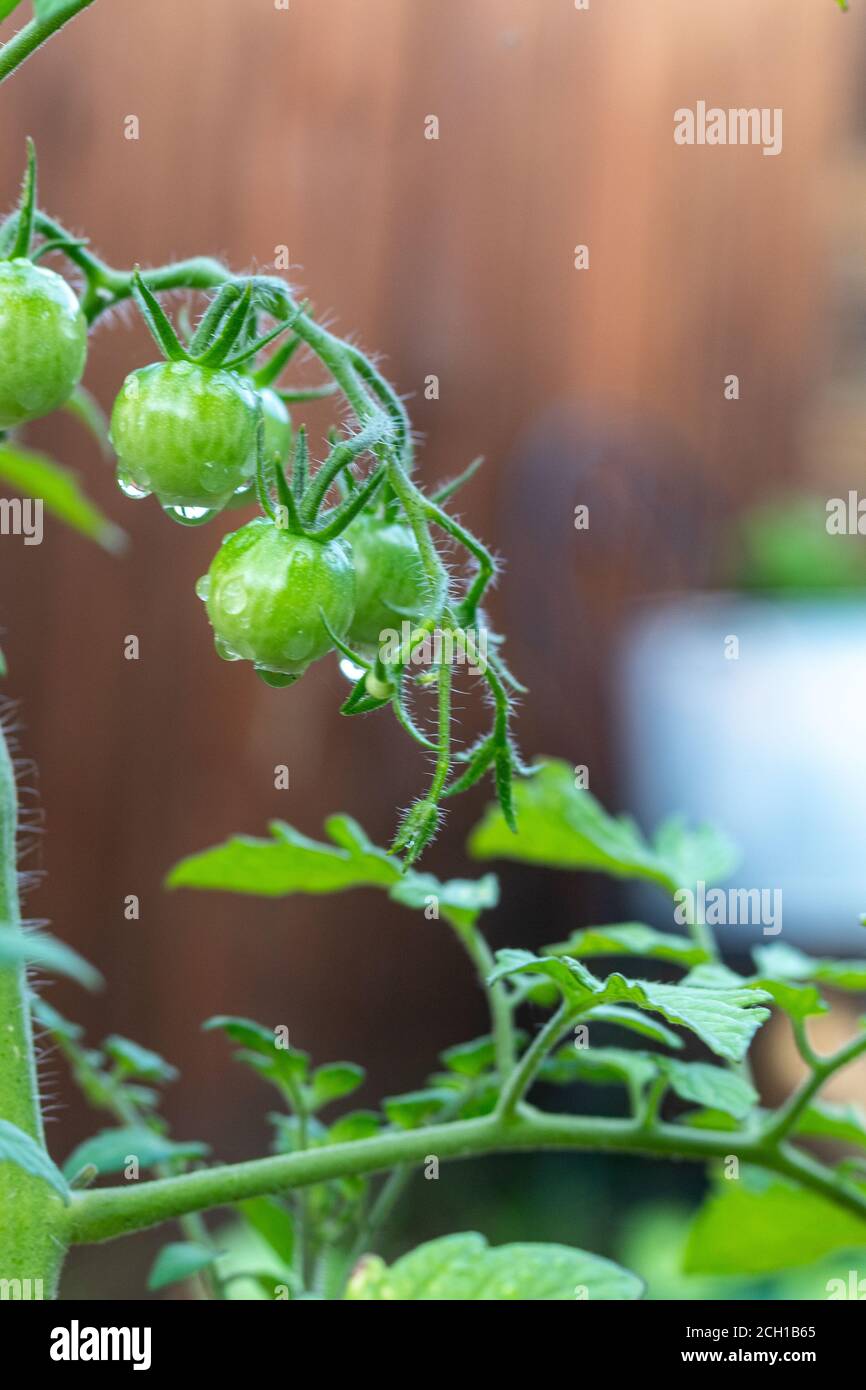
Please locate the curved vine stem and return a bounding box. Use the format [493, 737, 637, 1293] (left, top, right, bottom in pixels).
[0, 1, 98, 85]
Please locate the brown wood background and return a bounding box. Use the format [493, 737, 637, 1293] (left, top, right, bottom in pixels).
[0, 0, 862, 1292]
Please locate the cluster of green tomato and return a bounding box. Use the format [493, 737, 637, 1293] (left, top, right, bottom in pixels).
[0, 256, 429, 687]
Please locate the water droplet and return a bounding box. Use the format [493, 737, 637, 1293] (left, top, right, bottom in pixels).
[214, 636, 241, 662]
[220, 578, 247, 615]
[199, 460, 230, 495]
[194, 575, 211, 601]
[339, 656, 367, 683]
[117, 468, 149, 500]
[161, 502, 219, 527]
[254, 666, 299, 689]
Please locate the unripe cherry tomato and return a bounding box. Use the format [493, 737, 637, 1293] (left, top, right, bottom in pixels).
[110, 360, 260, 517]
[0, 259, 87, 429]
[197, 515, 355, 681]
[347, 515, 428, 646]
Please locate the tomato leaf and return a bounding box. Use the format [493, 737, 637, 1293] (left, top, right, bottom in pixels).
[469, 759, 737, 893]
[0, 442, 125, 552]
[0, 1118, 69, 1202]
[62, 1127, 209, 1179]
[546, 922, 710, 970]
[168, 815, 498, 929]
[0, 925, 101, 989]
[147, 1242, 216, 1292]
[685, 1170, 866, 1274]
[345, 1232, 644, 1300]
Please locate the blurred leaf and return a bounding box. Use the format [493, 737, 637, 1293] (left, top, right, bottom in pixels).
[30, 997, 83, 1043]
[754, 941, 866, 993]
[795, 1101, 866, 1151]
[390, 871, 499, 928]
[0, 926, 101, 989]
[345, 1232, 644, 1300]
[103, 1035, 177, 1084]
[310, 1062, 365, 1109]
[657, 1058, 758, 1121]
[540, 1045, 657, 1091]
[147, 1242, 215, 1292]
[0, 1118, 68, 1202]
[547, 922, 709, 969]
[750, 976, 827, 1021]
[0, 442, 125, 552]
[203, 1015, 309, 1092]
[62, 384, 111, 457]
[440, 1035, 498, 1078]
[382, 1088, 454, 1129]
[684, 1171, 866, 1274]
[587, 1004, 684, 1049]
[0, 644, 6, 678]
[62, 1127, 209, 1179]
[469, 759, 737, 892]
[327, 1111, 382, 1144]
[238, 1197, 294, 1266]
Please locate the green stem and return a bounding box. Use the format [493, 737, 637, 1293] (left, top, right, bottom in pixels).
[0, 719, 66, 1293]
[496, 1002, 575, 1121]
[67, 1102, 866, 1247]
[454, 925, 516, 1078]
[764, 1027, 866, 1145]
[0, 0, 98, 85]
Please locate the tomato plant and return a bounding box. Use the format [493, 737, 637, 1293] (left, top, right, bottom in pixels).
[0, 2, 865, 1310]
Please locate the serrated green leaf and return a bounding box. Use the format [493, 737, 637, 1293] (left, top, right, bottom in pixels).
[147, 1242, 215, 1292]
[345, 1232, 644, 1300]
[168, 816, 493, 932]
[0, 1119, 69, 1202]
[103, 1035, 177, 1084]
[546, 922, 710, 969]
[0, 926, 101, 989]
[0, 443, 125, 552]
[168, 820, 399, 897]
[468, 759, 738, 893]
[657, 1058, 758, 1121]
[599, 976, 770, 1064]
[238, 1197, 295, 1266]
[310, 1062, 365, 1109]
[62, 1127, 209, 1179]
[489, 950, 769, 1062]
[684, 1172, 866, 1274]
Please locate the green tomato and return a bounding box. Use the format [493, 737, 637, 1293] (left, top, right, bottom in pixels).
[110, 360, 260, 516]
[347, 515, 428, 646]
[0, 259, 87, 429]
[198, 515, 355, 680]
[259, 387, 292, 463]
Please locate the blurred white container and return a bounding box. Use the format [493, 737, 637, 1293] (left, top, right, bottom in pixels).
[617, 595, 866, 950]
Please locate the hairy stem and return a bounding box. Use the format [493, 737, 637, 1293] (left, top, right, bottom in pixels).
[66, 1102, 866, 1248]
[0, 0, 98, 85]
[0, 719, 66, 1292]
